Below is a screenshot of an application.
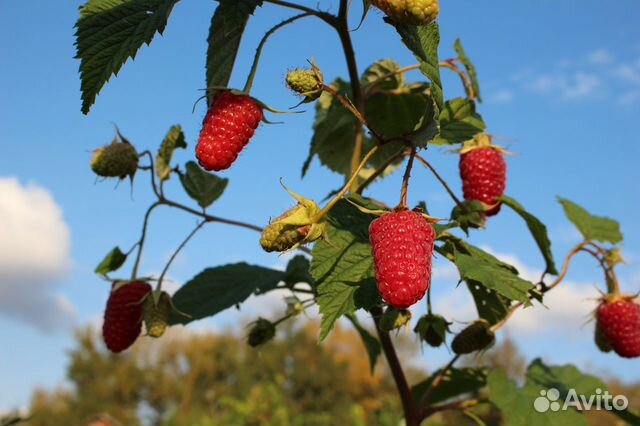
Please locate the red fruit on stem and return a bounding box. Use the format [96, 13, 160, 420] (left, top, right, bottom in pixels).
[369, 210, 435, 309]
[102, 281, 152, 353]
[596, 296, 640, 358]
[459, 146, 506, 216]
[195, 91, 263, 171]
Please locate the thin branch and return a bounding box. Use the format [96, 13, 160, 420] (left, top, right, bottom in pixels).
[363, 63, 421, 97]
[157, 220, 206, 291]
[440, 59, 475, 100]
[131, 201, 161, 279]
[414, 153, 464, 208]
[139, 151, 160, 198]
[418, 354, 460, 416]
[263, 0, 336, 25]
[399, 147, 417, 208]
[322, 84, 385, 143]
[355, 148, 407, 194]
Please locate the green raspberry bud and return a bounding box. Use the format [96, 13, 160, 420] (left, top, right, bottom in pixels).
[371, 0, 439, 26]
[285, 59, 324, 101]
[247, 318, 276, 347]
[379, 307, 412, 331]
[260, 183, 327, 252]
[143, 291, 172, 338]
[451, 320, 495, 355]
[414, 313, 451, 347]
[91, 139, 138, 179]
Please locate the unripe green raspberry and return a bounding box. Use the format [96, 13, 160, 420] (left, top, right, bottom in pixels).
[285, 59, 324, 101]
[260, 184, 327, 252]
[414, 313, 451, 347]
[143, 291, 172, 338]
[91, 139, 138, 179]
[451, 320, 495, 355]
[247, 318, 276, 347]
[379, 307, 412, 331]
[371, 0, 439, 26]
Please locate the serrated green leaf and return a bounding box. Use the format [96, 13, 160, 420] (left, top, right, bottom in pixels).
[488, 369, 588, 426]
[347, 314, 381, 374]
[355, 0, 371, 31]
[454, 38, 481, 102]
[311, 200, 379, 341]
[465, 280, 511, 325]
[156, 125, 186, 181]
[170, 263, 284, 325]
[365, 92, 428, 137]
[431, 98, 485, 145]
[392, 21, 443, 113]
[74, 0, 179, 114]
[361, 58, 404, 91]
[179, 161, 228, 208]
[206, 0, 261, 99]
[412, 367, 487, 406]
[558, 197, 623, 244]
[95, 246, 127, 275]
[489, 359, 639, 426]
[525, 359, 640, 425]
[501, 195, 558, 275]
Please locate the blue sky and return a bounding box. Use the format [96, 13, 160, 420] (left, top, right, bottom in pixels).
[1, 0, 640, 412]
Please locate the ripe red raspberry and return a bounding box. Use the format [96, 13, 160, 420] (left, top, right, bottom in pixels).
[596, 296, 640, 358]
[195, 92, 263, 171]
[369, 210, 435, 309]
[459, 147, 506, 216]
[102, 281, 152, 353]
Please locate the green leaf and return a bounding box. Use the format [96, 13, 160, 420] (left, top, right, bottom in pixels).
[206, 0, 261, 98]
[526, 359, 640, 425]
[156, 125, 186, 181]
[431, 98, 485, 145]
[179, 161, 228, 208]
[311, 200, 379, 341]
[412, 367, 487, 406]
[454, 38, 481, 102]
[74, 0, 179, 114]
[347, 314, 381, 374]
[558, 197, 623, 244]
[170, 263, 284, 325]
[501, 195, 558, 275]
[360, 58, 404, 91]
[489, 359, 640, 426]
[355, 0, 371, 30]
[282, 255, 314, 288]
[95, 246, 127, 275]
[392, 21, 443, 114]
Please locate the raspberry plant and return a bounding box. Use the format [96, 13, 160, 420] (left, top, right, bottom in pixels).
[75, 0, 639, 424]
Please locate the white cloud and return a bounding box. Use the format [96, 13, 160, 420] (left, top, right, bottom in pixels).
[588, 49, 615, 65]
[0, 177, 74, 332]
[526, 72, 602, 100]
[617, 90, 640, 106]
[613, 63, 640, 86]
[489, 89, 514, 103]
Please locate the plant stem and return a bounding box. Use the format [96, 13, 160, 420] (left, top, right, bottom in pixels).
[131, 201, 161, 280]
[440, 59, 475, 100]
[373, 310, 419, 426]
[399, 147, 417, 208]
[263, 0, 336, 25]
[157, 221, 206, 291]
[322, 84, 385, 143]
[418, 354, 460, 418]
[316, 145, 380, 218]
[415, 153, 464, 208]
[355, 148, 407, 194]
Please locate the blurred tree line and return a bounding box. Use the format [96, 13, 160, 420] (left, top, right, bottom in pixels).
[3, 322, 638, 426]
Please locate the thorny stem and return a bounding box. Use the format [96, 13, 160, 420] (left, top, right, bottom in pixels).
[131, 201, 161, 280]
[157, 221, 206, 291]
[399, 147, 417, 208]
[414, 153, 464, 208]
